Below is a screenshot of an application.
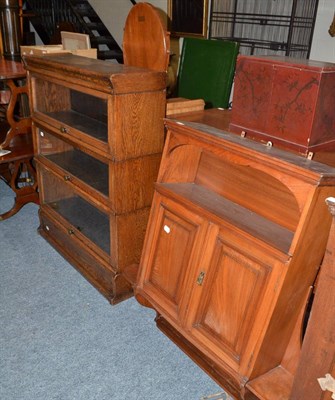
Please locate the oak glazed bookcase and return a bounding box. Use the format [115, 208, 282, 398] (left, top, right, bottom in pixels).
[24, 54, 166, 304]
[135, 119, 335, 399]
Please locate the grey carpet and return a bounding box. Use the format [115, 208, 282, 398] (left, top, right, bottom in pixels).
[0, 180, 228, 400]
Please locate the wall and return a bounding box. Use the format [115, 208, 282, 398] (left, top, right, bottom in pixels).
[90, 1, 334, 63]
[310, 0, 335, 62]
[89, 0, 167, 48]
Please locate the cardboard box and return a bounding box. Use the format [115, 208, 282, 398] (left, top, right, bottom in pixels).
[20, 45, 97, 59]
[229, 55, 335, 156]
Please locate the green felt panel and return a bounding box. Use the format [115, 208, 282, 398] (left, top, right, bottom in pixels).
[176, 38, 239, 109]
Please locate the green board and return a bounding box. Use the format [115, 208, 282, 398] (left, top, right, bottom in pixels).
[177, 38, 240, 109]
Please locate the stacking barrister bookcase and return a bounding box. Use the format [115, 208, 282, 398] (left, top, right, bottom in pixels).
[229, 55, 335, 162]
[135, 119, 335, 399]
[24, 54, 166, 304]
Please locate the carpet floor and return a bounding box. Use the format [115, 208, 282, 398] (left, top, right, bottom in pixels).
[0, 180, 230, 400]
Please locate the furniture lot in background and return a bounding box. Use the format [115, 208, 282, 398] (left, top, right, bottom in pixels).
[171, 55, 335, 168]
[122, 4, 240, 115]
[0, 58, 38, 220]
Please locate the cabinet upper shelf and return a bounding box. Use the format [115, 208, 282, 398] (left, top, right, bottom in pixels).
[160, 119, 335, 254]
[157, 182, 294, 254]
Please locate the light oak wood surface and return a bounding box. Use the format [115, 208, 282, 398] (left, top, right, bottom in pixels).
[135, 118, 335, 399]
[25, 54, 166, 304]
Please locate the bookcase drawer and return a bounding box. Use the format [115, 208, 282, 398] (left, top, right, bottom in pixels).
[39, 209, 131, 304]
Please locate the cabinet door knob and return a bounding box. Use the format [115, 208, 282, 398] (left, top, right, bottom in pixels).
[68, 229, 75, 235]
[60, 126, 69, 134]
[196, 271, 206, 286]
[64, 175, 71, 181]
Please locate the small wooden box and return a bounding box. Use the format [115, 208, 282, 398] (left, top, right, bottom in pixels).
[229, 55, 335, 156]
[20, 45, 97, 59]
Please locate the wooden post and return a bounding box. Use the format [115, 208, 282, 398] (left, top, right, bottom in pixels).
[0, 0, 21, 61]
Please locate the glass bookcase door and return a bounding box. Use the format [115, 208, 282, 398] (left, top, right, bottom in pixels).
[32, 77, 108, 143]
[39, 167, 111, 256]
[37, 128, 109, 198]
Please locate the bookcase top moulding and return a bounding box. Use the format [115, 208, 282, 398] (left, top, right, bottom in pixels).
[23, 54, 167, 94]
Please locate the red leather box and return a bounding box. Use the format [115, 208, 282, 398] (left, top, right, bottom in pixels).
[229, 55, 335, 156]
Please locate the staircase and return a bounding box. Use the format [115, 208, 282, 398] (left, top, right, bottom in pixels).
[23, 0, 126, 62]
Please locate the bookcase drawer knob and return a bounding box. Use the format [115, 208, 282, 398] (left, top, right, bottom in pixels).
[60, 126, 69, 134]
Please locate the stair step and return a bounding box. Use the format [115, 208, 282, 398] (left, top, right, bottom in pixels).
[25, 0, 123, 63]
[75, 10, 97, 18]
[98, 50, 123, 62]
[69, 0, 88, 4]
[72, 7, 97, 18]
[81, 16, 101, 23]
[98, 49, 123, 57]
[70, 1, 92, 8]
[91, 36, 119, 46]
[85, 22, 106, 31]
[72, 5, 94, 13]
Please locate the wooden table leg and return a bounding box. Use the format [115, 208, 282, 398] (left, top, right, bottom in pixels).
[0, 156, 39, 220]
[0, 78, 31, 149]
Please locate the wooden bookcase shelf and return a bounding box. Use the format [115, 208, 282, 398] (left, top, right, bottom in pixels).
[24, 54, 166, 304]
[135, 119, 335, 399]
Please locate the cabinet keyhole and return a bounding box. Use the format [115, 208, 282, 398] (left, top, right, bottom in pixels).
[196, 271, 206, 286]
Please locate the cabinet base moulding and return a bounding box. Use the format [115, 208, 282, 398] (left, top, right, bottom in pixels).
[156, 315, 298, 400]
[155, 315, 244, 400]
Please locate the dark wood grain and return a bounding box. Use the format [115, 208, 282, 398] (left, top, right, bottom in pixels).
[0, 58, 38, 219]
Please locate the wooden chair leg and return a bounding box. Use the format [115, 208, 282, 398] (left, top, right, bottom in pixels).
[0, 157, 39, 220]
